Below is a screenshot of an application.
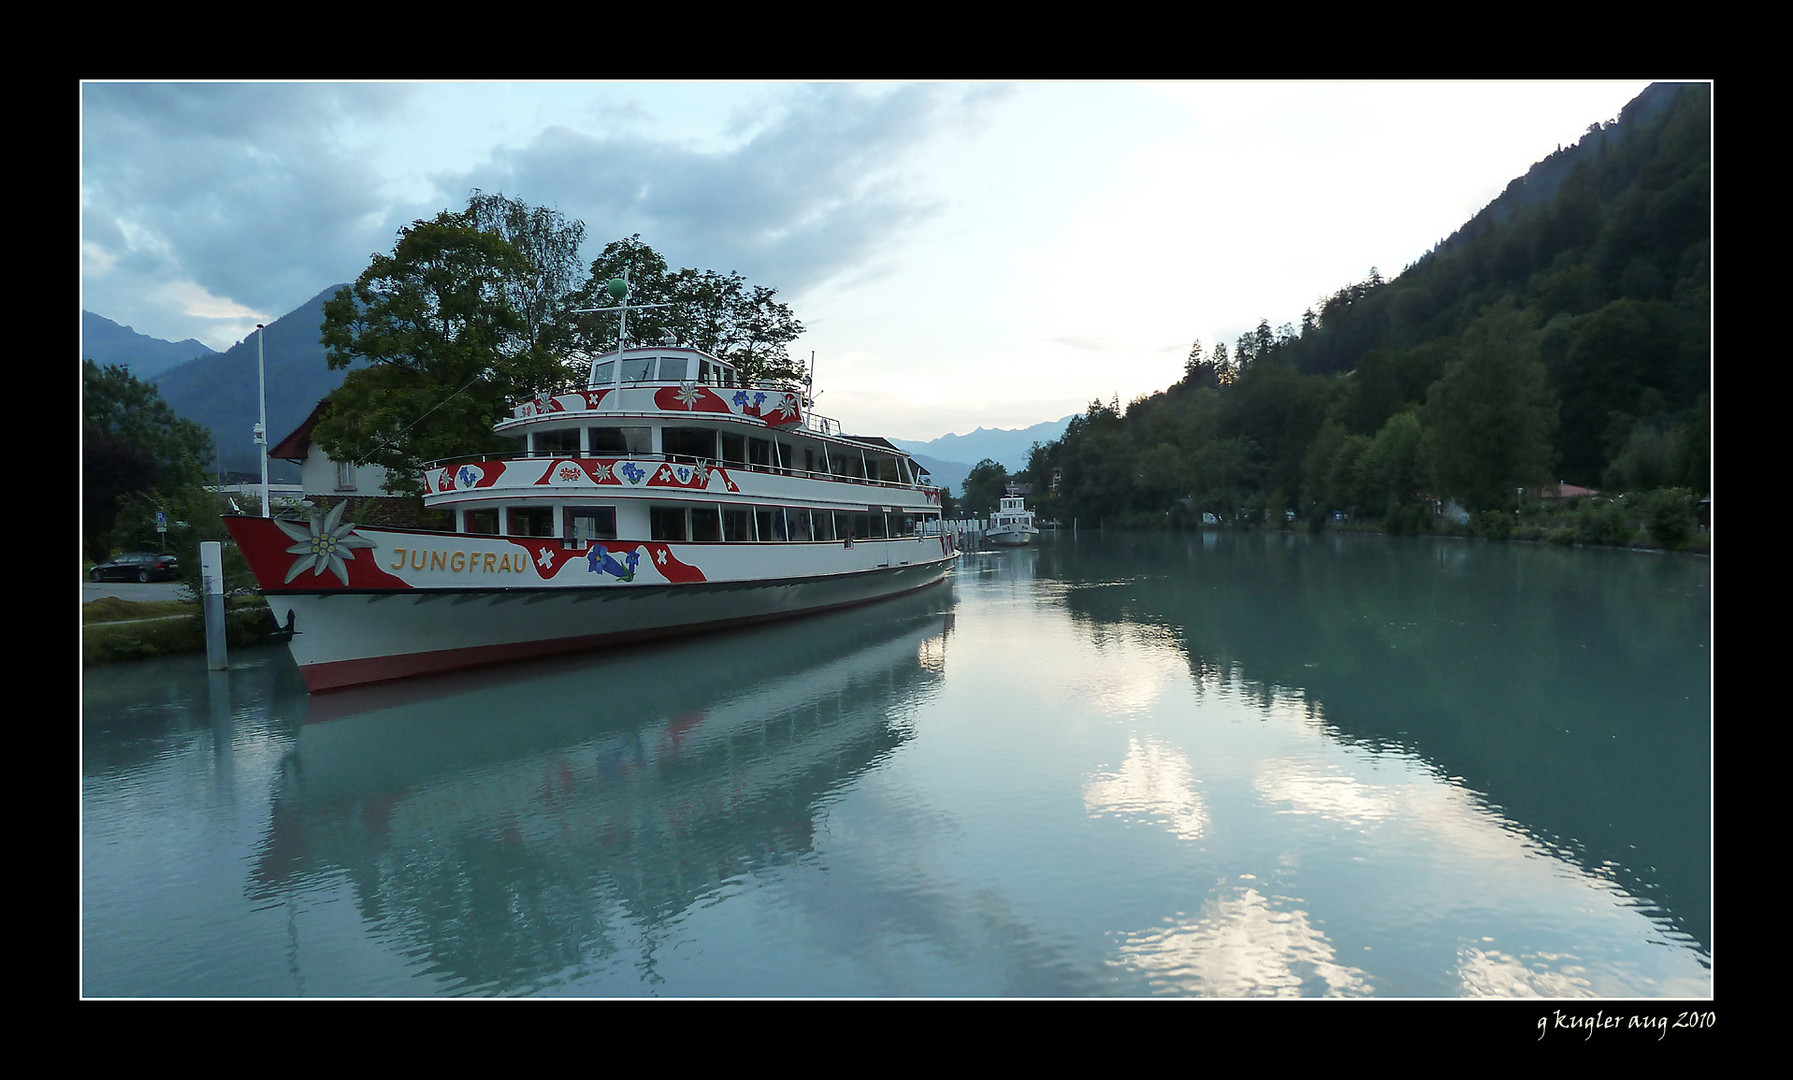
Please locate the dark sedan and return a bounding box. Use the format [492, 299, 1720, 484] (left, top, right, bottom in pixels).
[89, 551, 181, 583]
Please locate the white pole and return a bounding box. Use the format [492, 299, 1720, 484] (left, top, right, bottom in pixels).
[256, 324, 270, 518]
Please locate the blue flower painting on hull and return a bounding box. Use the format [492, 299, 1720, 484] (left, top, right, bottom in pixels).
[586, 543, 641, 582]
[277, 503, 377, 585]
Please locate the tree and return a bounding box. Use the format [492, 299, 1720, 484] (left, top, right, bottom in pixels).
[565, 237, 805, 385]
[1420, 302, 1560, 512]
[83, 360, 215, 562]
[960, 459, 1011, 516]
[316, 198, 579, 491]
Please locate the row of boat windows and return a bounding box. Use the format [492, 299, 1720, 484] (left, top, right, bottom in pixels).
[589, 355, 739, 387]
[459, 503, 939, 544]
[526, 425, 914, 484]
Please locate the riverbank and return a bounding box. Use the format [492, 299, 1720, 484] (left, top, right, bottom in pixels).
[82, 594, 280, 667]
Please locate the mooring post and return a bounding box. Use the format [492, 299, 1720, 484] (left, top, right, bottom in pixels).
[202, 541, 227, 670]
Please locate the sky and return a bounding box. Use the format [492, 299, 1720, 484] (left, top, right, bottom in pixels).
[79, 79, 1658, 442]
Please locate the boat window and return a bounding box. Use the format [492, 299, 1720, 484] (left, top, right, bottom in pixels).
[591, 360, 615, 385]
[893, 512, 917, 536]
[748, 437, 772, 469]
[787, 508, 814, 541]
[658, 356, 689, 382]
[867, 510, 887, 539]
[845, 511, 871, 540]
[533, 428, 581, 457]
[650, 506, 687, 541]
[690, 504, 723, 542]
[463, 508, 499, 536]
[588, 426, 653, 455]
[620, 357, 653, 382]
[663, 427, 716, 462]
[755, 507, 787, 541]
[508, 506, 557, 537]
[568, 506, 617, 543]
[720, 432, 747, 464]
[721, 506, 754, 542]
[812, 510, 836, 541]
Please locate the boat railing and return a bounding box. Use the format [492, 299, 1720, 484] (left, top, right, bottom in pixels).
[423, 450, 942, 495]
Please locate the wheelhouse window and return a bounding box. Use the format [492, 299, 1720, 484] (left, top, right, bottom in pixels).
[619, 357, 653, 382]
[657, 356, 689, 382]
[650, 506, 688, 541]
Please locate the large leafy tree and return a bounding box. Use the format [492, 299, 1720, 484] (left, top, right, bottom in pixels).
[565, 236, 805, 385]
[83, 360, 214, 561]
[1420, 302, 1560, 512]
[316, 197, 586, 491]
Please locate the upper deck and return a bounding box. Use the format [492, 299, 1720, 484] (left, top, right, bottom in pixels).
[427, 345, 939, 510]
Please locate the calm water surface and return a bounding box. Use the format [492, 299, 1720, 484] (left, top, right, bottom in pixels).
[81, 531, 1712, 999]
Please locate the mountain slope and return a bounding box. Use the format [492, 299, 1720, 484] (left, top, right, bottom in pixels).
[146, 285, 351, 478]
[80, 312, 216, 379]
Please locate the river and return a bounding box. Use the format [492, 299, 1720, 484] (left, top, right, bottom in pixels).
[80, 529, 1712, 1002]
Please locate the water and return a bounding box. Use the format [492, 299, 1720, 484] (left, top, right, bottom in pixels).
[80, 531, 1712, 999]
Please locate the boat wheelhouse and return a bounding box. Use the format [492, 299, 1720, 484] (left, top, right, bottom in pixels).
[224, 343, 957, 693]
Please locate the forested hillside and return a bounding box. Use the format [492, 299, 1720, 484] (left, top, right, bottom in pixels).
[1019, 82, 1709, 542]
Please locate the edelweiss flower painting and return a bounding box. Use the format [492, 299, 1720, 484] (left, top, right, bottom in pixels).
[277, 503, 376, 585]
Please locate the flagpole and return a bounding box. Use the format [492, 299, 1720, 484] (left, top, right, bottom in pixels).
[256, 323, 270, 518]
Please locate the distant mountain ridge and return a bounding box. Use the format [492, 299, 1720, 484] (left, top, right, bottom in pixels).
[81, 312, 216, 379]
[892, 417, 1073, 473]
[83, 286, 352, 480]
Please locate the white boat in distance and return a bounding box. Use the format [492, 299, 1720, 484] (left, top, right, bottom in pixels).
[985, 488, 1039, 547]
[225, 335, 958, 692]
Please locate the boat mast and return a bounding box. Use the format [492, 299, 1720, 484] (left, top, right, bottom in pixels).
[571, 262, 671, 400]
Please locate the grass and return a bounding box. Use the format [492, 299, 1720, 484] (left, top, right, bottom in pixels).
[81, 591, 281, 667]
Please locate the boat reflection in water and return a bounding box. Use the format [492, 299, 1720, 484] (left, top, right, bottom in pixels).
[249, 580, 956, 994]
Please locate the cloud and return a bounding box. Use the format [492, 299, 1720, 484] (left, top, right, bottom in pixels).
[82, 82, 417, 341]
[81, 82, 1006, 351]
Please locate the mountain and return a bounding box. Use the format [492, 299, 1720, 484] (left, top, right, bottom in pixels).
[137, 285, 352, 480]
[892, 416, 1074, 475]
[80, 312, 217, 379]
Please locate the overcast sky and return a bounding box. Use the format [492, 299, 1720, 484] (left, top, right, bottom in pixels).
[80, 80, 1658, 441]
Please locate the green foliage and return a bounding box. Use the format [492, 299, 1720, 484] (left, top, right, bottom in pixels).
[1573, 499, 1634, 546]
[563, 235, 805, 385]
[315, 198, 806, 494]
[1641, 487, 1696, 551]
[82, 361, 215, 562]
[1420, 302, 1559, 512]
[317, 200, 569, 490]
[960, 458, 1011, 515]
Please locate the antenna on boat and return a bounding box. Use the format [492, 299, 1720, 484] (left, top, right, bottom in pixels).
[570, 261, 672, 399]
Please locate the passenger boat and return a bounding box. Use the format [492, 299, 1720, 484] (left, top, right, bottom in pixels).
[985, 487, 1038, 547]
[224, 339, 958, 692]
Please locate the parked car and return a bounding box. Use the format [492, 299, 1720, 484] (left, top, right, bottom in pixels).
[89, 551, 181, 583]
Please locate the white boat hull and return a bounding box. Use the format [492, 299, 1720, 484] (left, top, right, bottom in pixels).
[985, 529, 1034, 547]
[225, 514, 956, 692]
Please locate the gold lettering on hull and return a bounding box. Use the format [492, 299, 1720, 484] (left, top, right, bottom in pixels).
[388, 547, 530, 576]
